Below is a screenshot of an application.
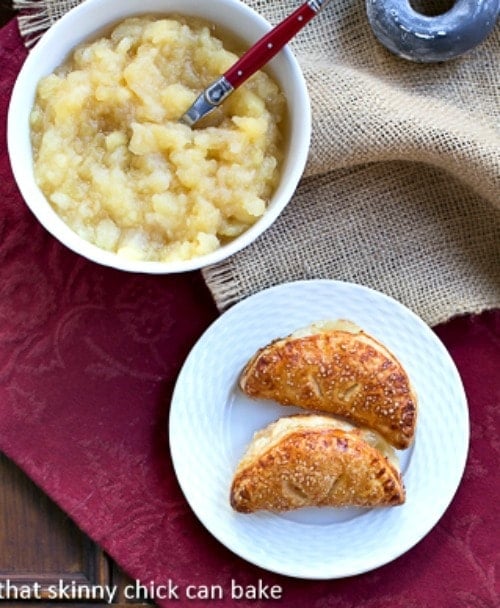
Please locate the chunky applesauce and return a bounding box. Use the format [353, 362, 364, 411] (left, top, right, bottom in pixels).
[30, 16, 285, 262]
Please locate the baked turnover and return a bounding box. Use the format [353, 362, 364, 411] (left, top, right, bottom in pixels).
[230, 414, 405, 513]
[239, 320, 417, 449]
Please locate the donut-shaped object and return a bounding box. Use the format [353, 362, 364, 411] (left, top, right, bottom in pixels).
[366, 0, 499, 62]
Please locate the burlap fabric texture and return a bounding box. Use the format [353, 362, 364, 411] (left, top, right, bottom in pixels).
[14, 0, 500, 325]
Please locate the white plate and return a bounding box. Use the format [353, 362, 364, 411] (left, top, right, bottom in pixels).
[169, 280, 469, 579]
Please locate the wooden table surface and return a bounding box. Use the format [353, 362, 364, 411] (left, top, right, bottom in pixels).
[0, 3, 150, 606]
[0, 1, 14, 26]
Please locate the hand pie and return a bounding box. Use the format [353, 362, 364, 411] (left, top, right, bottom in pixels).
[239, 320, 417, 449]
[230, 414, 405, 513]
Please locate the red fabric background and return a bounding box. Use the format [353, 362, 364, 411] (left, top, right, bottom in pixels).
[1, 19, 499, 608]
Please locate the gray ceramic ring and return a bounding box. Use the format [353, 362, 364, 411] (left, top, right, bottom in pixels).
[366, 0, 499, 62]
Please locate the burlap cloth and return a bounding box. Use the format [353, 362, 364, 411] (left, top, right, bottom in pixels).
[14, 0, 500, 326]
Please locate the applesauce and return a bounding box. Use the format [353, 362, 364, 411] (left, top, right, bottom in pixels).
[30, 16, 286, 262]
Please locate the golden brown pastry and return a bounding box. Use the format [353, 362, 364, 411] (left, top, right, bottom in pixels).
[239, 320, 417, 449]
[230, 414, 405, 513]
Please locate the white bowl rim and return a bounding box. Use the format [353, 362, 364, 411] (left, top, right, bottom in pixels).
[7, 0, 311, 274]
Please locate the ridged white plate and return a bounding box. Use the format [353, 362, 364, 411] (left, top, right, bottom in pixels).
[169, 280, 469, 578]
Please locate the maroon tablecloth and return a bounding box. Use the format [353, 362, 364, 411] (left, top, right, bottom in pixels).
[1, 19, 499, 608]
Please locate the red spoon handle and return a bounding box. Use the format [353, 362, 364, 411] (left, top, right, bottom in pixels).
[179, 0, 331, 126]
[224, 1, 321, 88]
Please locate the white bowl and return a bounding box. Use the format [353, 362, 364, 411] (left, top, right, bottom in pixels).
[8, 0, 311, 273]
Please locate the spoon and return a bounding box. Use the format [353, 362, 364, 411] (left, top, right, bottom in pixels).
[180, 0, 332, 127]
